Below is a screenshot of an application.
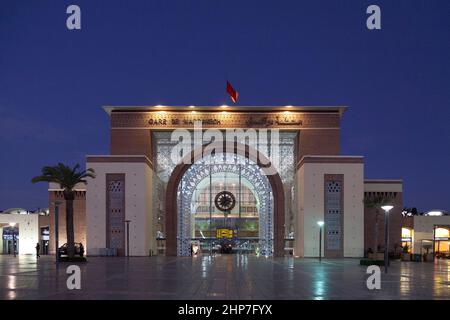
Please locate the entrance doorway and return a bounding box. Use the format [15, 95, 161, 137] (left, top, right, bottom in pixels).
[165, 142, 285, 257]
[1, 226, 19, 255]
[434, 227, 450, 259]
[175, 151, 276, 256]
[185, 163, 271, 256]
[41, 227, 49, 255]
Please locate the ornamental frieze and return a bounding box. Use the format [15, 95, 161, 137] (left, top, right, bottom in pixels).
[110, 112, 340, 129]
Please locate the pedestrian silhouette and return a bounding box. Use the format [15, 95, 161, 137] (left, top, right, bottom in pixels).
[79, 243, 85, 257]
[35, 243, 40, 258]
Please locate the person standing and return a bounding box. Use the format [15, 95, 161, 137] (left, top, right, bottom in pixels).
[35, 243, 40, 258]
[79, 243, 85, 257]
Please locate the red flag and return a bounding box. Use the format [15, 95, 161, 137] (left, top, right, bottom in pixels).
[226, 80, 238, 104]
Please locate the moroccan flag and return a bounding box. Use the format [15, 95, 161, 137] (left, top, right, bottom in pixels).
[226, 80, 238, 104]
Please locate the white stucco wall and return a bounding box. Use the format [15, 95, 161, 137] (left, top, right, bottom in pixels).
[0, 214, 39, 254]
[412, 215, 450, 254]
[294, 161, 364, 258]
[86, 160, 154, 256]
[293, 167, 305, 257]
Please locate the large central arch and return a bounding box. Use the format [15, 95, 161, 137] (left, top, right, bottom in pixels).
[165, 141, 285, 257]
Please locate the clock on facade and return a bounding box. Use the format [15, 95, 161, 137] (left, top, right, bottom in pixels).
[214, 191, 236, 212]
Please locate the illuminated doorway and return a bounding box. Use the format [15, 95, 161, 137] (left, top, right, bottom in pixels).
[401, 227, 413, 253]
[434, 226, 450, 259]
[1, 225, 19, 255]
[177, 153, 274, 256]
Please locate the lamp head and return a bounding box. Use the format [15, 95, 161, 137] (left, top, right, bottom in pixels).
[426, 210, 443, 216]
[317, 221, 324, 227]
[381, 205, 394, 212]
[9, 222, 16, 227]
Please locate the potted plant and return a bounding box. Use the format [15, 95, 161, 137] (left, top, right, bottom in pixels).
[422, 243, 434, 262]
[374, 245, 385, 260]
[367, 247, 374, 259]
[401, 245, 411, 261]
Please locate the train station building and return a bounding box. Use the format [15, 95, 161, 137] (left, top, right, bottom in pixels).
[46, 106, 406, 258]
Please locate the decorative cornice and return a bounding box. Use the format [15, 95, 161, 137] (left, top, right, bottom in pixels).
[48, 190, 86, 198]
[364, 179, 403, 184]
[86, 155, 153, 169]
[103, 105, 348, 115]
[296, 155, 364, 170]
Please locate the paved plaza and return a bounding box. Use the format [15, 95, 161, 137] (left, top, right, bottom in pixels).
[0, 254, 449, 300]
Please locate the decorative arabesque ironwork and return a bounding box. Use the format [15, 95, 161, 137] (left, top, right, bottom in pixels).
[153, 131, 295, 250]
[107, 180, 125, 250]
[325, 181, 342, 250]
[154, 131, 295, 184]
[177, 154, 274, 256]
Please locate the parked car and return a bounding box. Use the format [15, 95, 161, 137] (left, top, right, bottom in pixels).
[58, 243, 83, 257]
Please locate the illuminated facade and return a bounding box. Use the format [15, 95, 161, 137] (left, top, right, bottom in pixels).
[0, 211, 39, 255]
[402, 213, 450, 257]
[46, 106, 406, 258]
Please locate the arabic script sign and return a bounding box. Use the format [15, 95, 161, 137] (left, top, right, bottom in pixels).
[111, 112, 340, 129]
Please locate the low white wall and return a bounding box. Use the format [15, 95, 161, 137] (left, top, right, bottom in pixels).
[295, 162, 365, 258]
[0, 214, 39, 254]
[86, 161, 154, 256]
[364, 181, 402, 192]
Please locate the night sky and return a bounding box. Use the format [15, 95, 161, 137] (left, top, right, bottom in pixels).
[0, 0, 449, 212]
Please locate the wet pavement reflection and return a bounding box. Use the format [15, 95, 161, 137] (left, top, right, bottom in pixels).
[0, 254, 448, 299]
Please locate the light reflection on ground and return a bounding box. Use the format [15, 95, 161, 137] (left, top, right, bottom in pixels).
[0, 255, 448, 299]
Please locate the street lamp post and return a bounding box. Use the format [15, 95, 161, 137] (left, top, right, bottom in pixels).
[125, 220, 131, 257]
[432, 225, 436, 263]
[52, 201, 62, 266]
[317, 221, 324, 262]
[381, 205, 394, 273]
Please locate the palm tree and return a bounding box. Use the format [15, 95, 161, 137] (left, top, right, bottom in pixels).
[32, 163, 95, 258]
[363, 193, 394, 253]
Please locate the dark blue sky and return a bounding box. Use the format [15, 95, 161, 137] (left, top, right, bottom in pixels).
[0, 0, 449, 211]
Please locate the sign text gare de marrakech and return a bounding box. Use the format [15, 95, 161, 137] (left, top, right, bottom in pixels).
[110, 109, 341, 129]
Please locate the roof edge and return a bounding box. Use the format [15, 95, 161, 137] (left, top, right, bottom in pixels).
[102, 105, 348, 116]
